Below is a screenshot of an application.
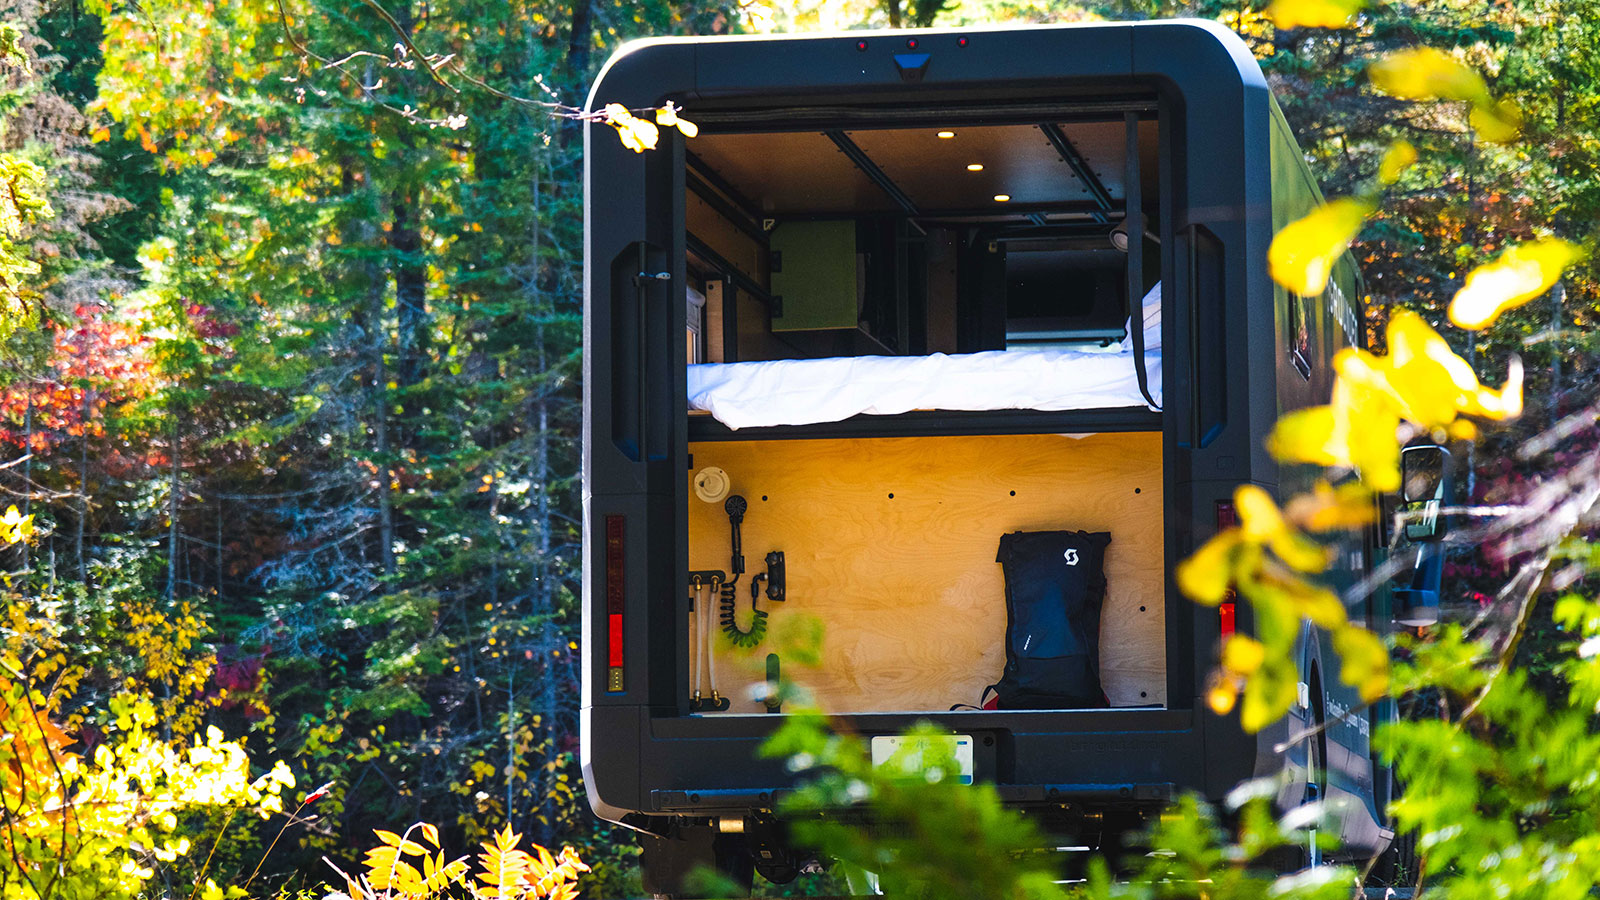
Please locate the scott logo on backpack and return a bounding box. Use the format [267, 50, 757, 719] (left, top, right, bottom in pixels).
[1063, 549, 1079, 566]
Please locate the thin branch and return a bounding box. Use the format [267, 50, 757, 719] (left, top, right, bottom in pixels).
[355, 0, 457, 92]
[1457, 549, 1555, 723]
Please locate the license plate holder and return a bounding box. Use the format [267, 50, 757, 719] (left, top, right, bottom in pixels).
[869, 734, 974, 785]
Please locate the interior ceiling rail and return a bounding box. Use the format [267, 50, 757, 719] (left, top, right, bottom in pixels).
[688, 98, 1158, 128]
[823, 130, 921, 217]
[1039, 123, 1114, 225]
[776, 200, 1117, 221]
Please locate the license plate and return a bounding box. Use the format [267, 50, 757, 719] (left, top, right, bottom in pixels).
[870, 734, 974, 785]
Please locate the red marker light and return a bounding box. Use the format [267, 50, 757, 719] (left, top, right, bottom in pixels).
[1215, 499, 1238, 530]
[856, 40, 868, 51]
[604, 515, 625, 691]
[957, 36, 968, 47]
[906, 38, 918, 49]
[1216, 499, 1238, 639]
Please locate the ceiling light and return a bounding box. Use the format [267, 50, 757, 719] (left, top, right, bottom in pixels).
[966, 163, 984, 171]
[993, 194, 1011, 202]
[937, 131, 955, 139]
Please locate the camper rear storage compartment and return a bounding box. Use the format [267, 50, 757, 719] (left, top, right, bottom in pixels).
[684, 433, 1166, 715]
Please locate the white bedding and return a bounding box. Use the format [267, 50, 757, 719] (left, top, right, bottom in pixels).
[687, 347, 1162, 430]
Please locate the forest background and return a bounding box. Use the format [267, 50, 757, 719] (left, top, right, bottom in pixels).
[0, 0, 1595, 895]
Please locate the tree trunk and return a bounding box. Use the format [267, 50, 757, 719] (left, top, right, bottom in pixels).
[347, 157, 398, 579]
[373, 276, 398, 579]
[561, 0, 594, 148]
[166, 410, 179, 602]
[77, 381, 89, 584]
[390, 192, 429, 390]
[1551, 279, 1565, 399]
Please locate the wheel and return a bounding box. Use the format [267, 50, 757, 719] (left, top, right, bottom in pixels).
[1263, 671, 1329, 874]
[1304, 707, 1327, 869]
[1366, 765, 1420, 889]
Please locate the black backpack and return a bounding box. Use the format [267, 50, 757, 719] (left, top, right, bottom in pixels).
[986, 530, 1111, 710]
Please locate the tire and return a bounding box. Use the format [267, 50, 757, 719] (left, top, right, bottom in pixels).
[1366, 768, 1420, 889]
[1265, 670, 1328, 874]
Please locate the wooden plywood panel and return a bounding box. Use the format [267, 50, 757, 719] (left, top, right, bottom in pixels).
[704, 279, 727, 363]
[687, 191, 767, 285]
[686, 432, 1165, 714]
[691, 131, 895, 214]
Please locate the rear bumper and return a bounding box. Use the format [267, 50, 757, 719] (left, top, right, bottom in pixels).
[583, 705, 1245, 822]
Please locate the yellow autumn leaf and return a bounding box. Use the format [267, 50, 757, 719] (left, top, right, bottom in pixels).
[1267, 405, 1341, 468]
[1449, 239, 1581, 330]
[0, 505, 33, 545]
[1458, 355, 1523, 420]
[90, 126, 111, 143]
[419, 822, 440, 846]
[1221, 635, 1266, 677]
[1175, 530, 1242, 605]
[1336, 388, 1404, 493]
[1267, 0, 1361, 29]
[1271, 530, 1332, 574]
[655, 103, 698, 138]
[1333, 626, 1389, 702]
[1235, 485, 1285, 543]
[605, 102, 659, 153]
[1368, 49, 1520, 142]
[1207, 672, 1240, 715]
[372, 828, 429, 856]
[1268, 197, 1372, 296]
[1285, 480, 1376, 532]
[1377, 140, 1416, 185]
[1234, 485, 1330, 573]
[1469, 98, 1523, 143]
[1383, 311, 1522, 423]
[1368, 47, 1490, 105]
[1272, 571, 1347, 630]
[1240, 658, 1299, 733]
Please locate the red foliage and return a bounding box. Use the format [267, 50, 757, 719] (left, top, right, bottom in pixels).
[211, 643, 270, 720]
[0, 304, 155, 453]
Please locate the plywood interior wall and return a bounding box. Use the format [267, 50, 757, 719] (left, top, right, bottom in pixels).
[686, 432, 1165, 714]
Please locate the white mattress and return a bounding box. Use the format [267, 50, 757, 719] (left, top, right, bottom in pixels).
[687, 348, 1162, 430]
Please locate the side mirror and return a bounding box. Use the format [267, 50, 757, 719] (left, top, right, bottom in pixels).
[1393, 444, 1455, 627]
[1399, 445, 1450, 542]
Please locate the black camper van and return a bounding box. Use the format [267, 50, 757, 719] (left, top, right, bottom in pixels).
[582, 20, 1421, 894]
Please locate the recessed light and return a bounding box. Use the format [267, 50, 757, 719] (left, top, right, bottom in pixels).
[993, 194, 1011, 202]
[937, 131, 956, 139]
[966, 163, 984, 171]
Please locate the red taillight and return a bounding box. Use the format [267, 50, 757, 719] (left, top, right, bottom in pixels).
[1216, 499, 1238, 639]
[1215, 499, 1238, 530]
[605, 515, 625, 692]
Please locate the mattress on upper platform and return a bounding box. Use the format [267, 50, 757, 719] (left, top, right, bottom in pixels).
[687, 346, 1162, 430]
